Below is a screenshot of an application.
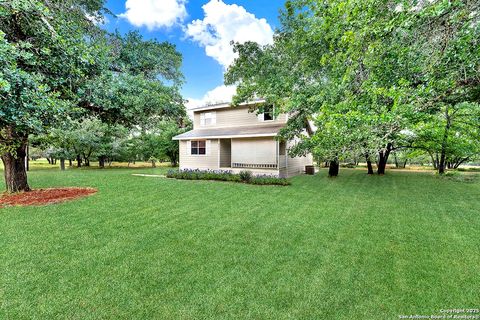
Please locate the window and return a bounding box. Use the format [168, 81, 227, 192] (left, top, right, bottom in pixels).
[191, 140, 206, 155]
[264, 105, 274, 121]
[259, 105, 274, 121]
[200, 112, 216, 126]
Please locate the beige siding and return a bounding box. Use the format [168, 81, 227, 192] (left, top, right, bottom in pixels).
[231, 138, 277, 165]
[285, 140, 313, 177]
[286, 154, 313, 177]
[279, 167, 288, 178]
[178, 136, 312, 178]
[194, 106, 287, 129]
[227, 167, 279, 176]
[179, 139, 219, 170]
[219, 139, 231, 167]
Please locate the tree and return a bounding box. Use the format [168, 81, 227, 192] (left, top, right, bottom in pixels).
[0, 2, 186, 192]
[412, 102, 480, 171]
[225, 0, 415, 176]
[32, 129, 74, 171]
[117, 136, 143, 166]
[226, 0, 480, 176]
[405, 1, 480, 173]
[132, 120, 190, 168]
[1, 1, 106, 191]
[157, 121, 190, 166]
[65, 118, 108, 167]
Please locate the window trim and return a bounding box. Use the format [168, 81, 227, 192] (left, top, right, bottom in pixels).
[260, 105, 275, 122]
[200, 111, 216, 126]
[191, 140, 207, 156]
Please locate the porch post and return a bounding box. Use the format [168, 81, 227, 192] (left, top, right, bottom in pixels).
[217, 139, 220, 169]
[276, 139, 279, 169]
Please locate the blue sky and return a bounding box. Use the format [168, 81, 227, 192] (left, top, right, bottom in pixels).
[101, 0, 284, 108]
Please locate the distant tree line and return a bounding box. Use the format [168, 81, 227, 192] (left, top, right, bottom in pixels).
[29, 118, 190, 170]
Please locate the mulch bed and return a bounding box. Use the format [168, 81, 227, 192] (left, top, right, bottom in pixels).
[0, 188, 97, 208]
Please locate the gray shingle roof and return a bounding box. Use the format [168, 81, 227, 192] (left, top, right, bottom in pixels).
[173, 124, 285, 140]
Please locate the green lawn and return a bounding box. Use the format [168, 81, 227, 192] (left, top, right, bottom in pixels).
[1, 165, 479, 319]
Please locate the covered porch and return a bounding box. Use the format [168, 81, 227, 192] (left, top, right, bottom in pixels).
[218, 138, 287, 174]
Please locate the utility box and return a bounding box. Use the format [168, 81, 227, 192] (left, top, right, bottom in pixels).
[305, 165, 315, 175]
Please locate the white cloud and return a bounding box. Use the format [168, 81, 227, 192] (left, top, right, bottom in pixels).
[186, 85, 237, 112]
[119, 0, 187, 30]
[185, 0, 274, 68]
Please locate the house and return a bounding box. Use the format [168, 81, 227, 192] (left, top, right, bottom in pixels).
[172, 101, 313, 178]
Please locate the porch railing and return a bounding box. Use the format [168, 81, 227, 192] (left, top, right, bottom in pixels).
[232, 163, 277, 169]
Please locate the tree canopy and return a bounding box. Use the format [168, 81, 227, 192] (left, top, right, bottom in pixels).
[225, 0, 480, 176]
[0, 0, 186, 192]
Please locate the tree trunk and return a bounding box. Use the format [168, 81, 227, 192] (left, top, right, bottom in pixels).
[25, 143, 29, 171]
[377, 143, 393, 175]
[366, 154, 374, 175]
[98, 156, 105, 169]
[438, 151, 447, 174]
[151, 160, 156, 168]
[328, 159, 339, 177]
[377, 154, 387, 175]
[169, 152, 178, 167]
[76, 155, 82, 168]
[438, 107, 451, 175]
[453, 158, 468, 169]
[60, 158, 65, 171]
[429, 152, 438, 170]
[69, 159, 73, 167]
[1, 139, 31, 193]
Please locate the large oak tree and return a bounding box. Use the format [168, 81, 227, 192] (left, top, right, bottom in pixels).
[0, 1, 185, 192]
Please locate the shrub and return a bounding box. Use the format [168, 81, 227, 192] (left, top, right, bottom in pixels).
[239, 170, 253, 182]
[250, 175, 291, 186]
[166, 169, 290, 186]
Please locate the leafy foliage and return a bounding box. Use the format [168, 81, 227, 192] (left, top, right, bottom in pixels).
[238, 170, 253, 182]
[225, 0, 480, 175]
[0, 0, 186, 190]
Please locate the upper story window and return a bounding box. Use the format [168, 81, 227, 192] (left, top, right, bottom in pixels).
[191, 140, 206, 155]
[259, 105, 274, 122]
[200, 112, 216, 126]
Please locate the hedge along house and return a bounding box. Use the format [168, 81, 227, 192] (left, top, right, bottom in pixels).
[173, 101, 313, 178]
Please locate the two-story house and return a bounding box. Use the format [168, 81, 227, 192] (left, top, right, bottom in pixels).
[172, 101, 313, 178]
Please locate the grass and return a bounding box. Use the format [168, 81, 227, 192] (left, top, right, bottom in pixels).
[1, 162, 479, 319]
